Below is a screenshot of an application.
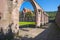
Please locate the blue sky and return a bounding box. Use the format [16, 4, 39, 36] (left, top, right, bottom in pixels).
[20, 0, 60, 11]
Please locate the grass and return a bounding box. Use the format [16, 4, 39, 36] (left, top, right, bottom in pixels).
[47, 11, 57, 20]
[19, 12, 57, 26]
[19, 22, 35, 26]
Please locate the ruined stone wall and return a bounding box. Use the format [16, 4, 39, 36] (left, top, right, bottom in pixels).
[8, 0, 19, 34]
[55, 5, 60, 27]
[0, 0, 11, 34]
[0, 0, 19, 34]
[0, 0, 49, 35]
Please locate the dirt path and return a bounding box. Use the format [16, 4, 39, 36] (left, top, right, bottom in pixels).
[17, 23, 60, 40]
[33, 23, 60, 40]
[19, 28, 45, 38]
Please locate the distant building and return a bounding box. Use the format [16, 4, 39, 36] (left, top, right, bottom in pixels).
[21, 8, 33, 21]
[22, 8, 33, 14]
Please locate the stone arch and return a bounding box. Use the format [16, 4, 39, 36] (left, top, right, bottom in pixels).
[18, 0, 37, 25]
[0, 0, 49, 34]
[12, 0, 42, 28]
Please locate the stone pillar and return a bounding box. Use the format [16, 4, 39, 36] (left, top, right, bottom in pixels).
[45, 14, 48, 24]
[36, 9, 41, 27]
[45, 14, 46, 24]
[41, 12, 45, 25]
[0, 0, 11, 34]
[11, 8, 19, 34]
[45, 15, 47, 24]
[11, 0, 19, 34]
[43, 12, 45, 25]
[46, 15, 49, 23]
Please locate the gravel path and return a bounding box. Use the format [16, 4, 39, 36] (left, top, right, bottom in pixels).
[17, 23, 60, 40]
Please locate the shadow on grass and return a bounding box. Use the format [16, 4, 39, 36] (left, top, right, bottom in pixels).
[19, 24, 49, 29]
[19, 24, 35, 28]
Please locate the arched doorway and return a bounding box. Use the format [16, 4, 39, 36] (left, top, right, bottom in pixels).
[16, 0, 41, 27]
[0, 0, 49, 34]
[11, 0, 49, 33]
[19, 1, 36, 28]
[11, 0, 42, 33]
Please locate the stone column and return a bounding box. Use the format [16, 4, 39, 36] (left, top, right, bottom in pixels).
[44, 14, 46, 24]
[36, 9, 41, 27]
[11, 0, 19, 34]
[47, 15, 49, 23]
[45, 14, 48, 24]
[11, 8, 19, 34]
[0, 0, 12, 34]
[43, 12, 45, 25]
[41, 12, 45, 25]
[45, 15, 47, 24]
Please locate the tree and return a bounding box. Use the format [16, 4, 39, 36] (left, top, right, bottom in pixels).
[25, 11, 35, 21]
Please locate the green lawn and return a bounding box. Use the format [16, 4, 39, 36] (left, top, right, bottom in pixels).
[19, 22, 35, 26]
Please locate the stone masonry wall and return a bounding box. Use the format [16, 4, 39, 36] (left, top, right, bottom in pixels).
[0, 0, 11, 34]
[0, 0, 19, 34]
[55, 5, 60, 27]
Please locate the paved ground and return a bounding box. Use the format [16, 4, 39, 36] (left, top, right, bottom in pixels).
[16, 23, 60, 40]
[19, 28, 45, 38]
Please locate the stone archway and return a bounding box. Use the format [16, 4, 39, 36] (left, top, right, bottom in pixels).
[14, 0, 42, 27]
[10, 0, 43, 34]
[0, 0, 49, 34]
